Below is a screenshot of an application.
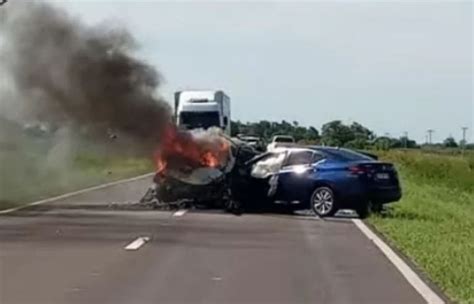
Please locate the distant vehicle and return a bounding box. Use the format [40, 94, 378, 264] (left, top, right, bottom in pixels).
[238, 146, 401, 218]
[238, 135, 264, 151]
[266, 135, 295, 152]
[174, 90, 231, 135]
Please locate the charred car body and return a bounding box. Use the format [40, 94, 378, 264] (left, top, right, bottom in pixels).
[141, 131, 259, 210]
[143, 129, 402, 218]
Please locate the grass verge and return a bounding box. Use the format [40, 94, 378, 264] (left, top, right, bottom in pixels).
[0, 154, 153, 210]
[369, 151, 474, 304]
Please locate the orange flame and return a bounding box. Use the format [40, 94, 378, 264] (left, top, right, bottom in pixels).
[154, 125, 230, 174]
[155, 155, 167, 173]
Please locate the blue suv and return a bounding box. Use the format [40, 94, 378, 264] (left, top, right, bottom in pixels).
[241, 147, 402, 218]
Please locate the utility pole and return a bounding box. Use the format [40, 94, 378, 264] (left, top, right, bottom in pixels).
[461, 127, 468, 153]
[427, 129, 434, 145]
[403, 131, 408, 149]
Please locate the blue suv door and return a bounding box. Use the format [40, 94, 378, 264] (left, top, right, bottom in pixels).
[275, 149, 324, 202]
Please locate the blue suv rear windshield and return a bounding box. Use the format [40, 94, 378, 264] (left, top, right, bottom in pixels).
[317, 148, 374, 161]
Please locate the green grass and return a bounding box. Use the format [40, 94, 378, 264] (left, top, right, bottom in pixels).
[0, 120, 155, 209]
[369, 151, 474, 304]
[0, 152, 153, 210]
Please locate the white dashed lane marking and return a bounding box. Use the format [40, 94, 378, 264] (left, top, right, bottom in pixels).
[173, 209, 188, 217]
[124, 236, 150, 251]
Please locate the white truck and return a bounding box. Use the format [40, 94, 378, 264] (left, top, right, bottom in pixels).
[174, 90, 231, 135]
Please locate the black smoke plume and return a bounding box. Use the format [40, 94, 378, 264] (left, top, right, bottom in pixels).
[0, 1, 171, 140]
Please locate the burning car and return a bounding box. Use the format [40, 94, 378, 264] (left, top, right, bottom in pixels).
[140, 126, 259, 210]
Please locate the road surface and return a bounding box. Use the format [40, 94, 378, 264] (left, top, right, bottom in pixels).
[0, 177, 427, 304]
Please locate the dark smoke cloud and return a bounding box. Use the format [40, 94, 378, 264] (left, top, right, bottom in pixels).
[0, 1, 171, 140]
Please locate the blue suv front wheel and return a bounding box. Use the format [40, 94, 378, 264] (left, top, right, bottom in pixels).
[310, 186, 338, 217]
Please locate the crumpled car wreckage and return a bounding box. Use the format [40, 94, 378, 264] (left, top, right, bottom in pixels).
[139, 126, 285, 212]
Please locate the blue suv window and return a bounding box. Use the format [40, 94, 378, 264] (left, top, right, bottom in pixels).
[322, 148, 373, 161]
[285, 151, 314, 166]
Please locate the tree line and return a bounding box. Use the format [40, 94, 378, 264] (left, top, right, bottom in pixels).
[231, 120, 473, 150]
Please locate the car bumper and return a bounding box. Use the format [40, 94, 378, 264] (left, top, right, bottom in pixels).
[338, 186, 402, 208]
[368, 187, 402, 204]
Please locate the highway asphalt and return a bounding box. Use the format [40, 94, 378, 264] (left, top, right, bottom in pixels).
[0, 177, 427, 304]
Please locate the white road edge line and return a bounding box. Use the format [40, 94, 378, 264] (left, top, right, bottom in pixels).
[124, 236, 150, 251]
[352, 219, 445, 304]
[0, 172, 155, 215]
[173, 209, 188, 217]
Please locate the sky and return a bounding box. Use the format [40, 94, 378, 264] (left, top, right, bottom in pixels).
[49, 0, 472, 142]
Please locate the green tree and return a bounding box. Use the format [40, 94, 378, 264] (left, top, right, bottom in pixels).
[398, 136, 418, 148]
[306, 126, 320, 141]
[231, 119, 320, 144]
[230, 120, 242, 137]
[374, 137, 391, 151]
[443, 136, 458, 148]
[350, 122, 375, 141]
[321, 120, 355, 147]
[345, 138, 369, 149]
